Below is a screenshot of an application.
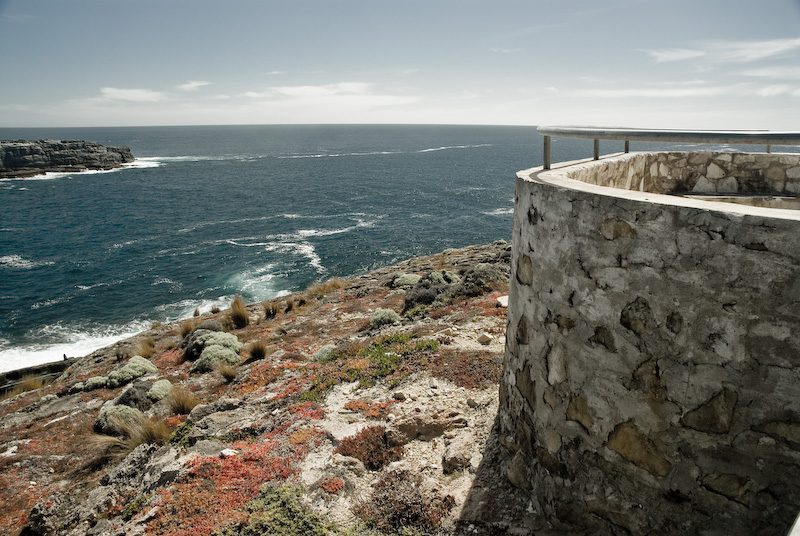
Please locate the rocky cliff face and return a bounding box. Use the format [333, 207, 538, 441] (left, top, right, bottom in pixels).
[0, 140, 135, 178]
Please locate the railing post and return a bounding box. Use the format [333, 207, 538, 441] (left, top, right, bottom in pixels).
[767, 144, 771, 154]
[543, 135, 551, 170]
[624, 140, 630, 153]
[594, 139, 599, 160]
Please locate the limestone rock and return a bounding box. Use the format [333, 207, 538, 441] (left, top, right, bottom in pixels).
[478, 333, 494, 345]
[386, 411, 467, 446]
[0, 139, 134, 178]
[442, 433, 474, 474]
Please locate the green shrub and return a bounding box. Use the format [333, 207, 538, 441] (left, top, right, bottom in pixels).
[217, 485, 337, 536]
[311, 344, 337, 362]
[427, 269, 460, 286]
[147, 379, 173, 401]
[392, 273, 421, 289]
[106, 356, 158, 388]
[197, 331, 243, 353]
[95, 404, 144, 435]
[370, 308, 401, 329]
[84, 376, 108, 391]
[192, 344, 241, 373]
[168, 421, 195, 447]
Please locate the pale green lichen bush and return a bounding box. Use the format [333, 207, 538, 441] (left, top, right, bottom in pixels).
[106, 355, 159, 388]
[147, 379, 173, 401]
[311, 344, 337, 362]
[370, 309, 402, 329]
[192, 344, 241, 373]
[427, 270, 460, 286]
[95, 404, 144, 435]
[84, 376, 108, 391]
[392, 274, 421, 289]
[196, 331, 242, 353]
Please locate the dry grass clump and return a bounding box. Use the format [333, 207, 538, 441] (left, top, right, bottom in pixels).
[249, 340, 268, 360]
[166, 386, 200, 415]
[353, 470, 455, 533]
[229, 295, 250, 329]
[179, 318, 199, 338]
[136, 337, 156, 358]
[263, 299, 280, 320]
[333, 425, 403, 470]
[214, 361, 238, 383]
[0, 375, 49, 401]
[91, 413, 172, 460]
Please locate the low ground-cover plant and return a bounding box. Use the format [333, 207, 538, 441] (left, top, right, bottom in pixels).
[429, 348, 503, 389]
[334, 425, 403, 470]
[353, 470, 455, 534]
[216, 484, 341, 536]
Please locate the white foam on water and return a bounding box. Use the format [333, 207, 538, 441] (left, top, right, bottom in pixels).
[417, 144, 492, 153]
[0, 320, 152, 374]
[0, 255, 55, 270]
[482, 208, 514, 216]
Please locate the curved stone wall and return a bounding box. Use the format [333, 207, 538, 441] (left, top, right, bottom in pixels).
[500, 152, 800, 535]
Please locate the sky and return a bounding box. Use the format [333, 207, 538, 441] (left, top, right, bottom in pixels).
[1, 0, 799, 129]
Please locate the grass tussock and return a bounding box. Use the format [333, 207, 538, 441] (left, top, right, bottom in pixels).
[136, 337, 156, 358]
[230, 295, 250, 329]
[179, 318, 198, 338]
[0, 375, 49, 401]
[248, 340, 268, 361]
[166, 386, 200, 415]
[214, 361, 238, 383]
[91, 413, 172, 460]
[307, 277, 348, 299]
[263, 299, 280, 320]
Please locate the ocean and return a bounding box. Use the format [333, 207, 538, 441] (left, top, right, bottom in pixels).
[0, 124, 793, 373]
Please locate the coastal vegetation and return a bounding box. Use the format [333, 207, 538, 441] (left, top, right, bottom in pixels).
[0, 242, 513, 536]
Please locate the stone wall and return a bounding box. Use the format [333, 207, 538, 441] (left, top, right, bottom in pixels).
[499, 151, 800, 535]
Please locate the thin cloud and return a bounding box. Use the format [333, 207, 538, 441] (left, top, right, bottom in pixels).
[99, 87, 166, 102]
[741, 66, 800, 79]
[756, 85, 793, 97]
[644, 37, 800, 64]
[176, 80, 211, 91]
[645, 48, 706, 63]
[575, 86, 731, 98]
[266, 71, 284, 75]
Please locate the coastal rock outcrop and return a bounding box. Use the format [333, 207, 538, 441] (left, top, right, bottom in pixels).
[0, 139, 134, 178]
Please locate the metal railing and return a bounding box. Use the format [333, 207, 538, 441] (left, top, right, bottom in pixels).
[538, 126, 800, 170]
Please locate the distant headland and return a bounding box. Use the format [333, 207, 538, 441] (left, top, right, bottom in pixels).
[0, 139, 134, 178]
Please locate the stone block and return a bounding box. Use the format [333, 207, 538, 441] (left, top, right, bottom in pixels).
[566, 395, 594, 432]
[606, 421, 672, 476]
[600, 219, 636, 240]
[681, 389, 738, 434]
[516, 254, 533, 285]
[700, 473, 749, 504]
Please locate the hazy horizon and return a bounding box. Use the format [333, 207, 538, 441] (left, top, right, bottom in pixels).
[2, 0, 799, 130]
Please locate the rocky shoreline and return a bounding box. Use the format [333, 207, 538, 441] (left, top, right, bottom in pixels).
[0, 140, 134, 178]
[0, 241, 538, 536]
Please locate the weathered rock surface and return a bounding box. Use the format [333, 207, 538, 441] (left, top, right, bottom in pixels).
[0, 139, 134, 178]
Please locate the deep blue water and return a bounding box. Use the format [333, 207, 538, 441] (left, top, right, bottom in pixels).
[3, 124, 793, 372]
[0, 124, 556, 372]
